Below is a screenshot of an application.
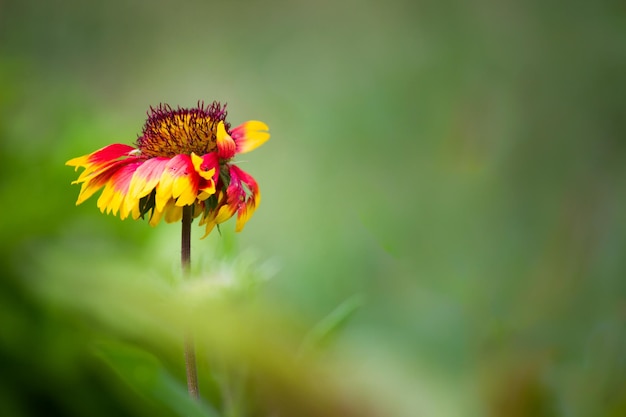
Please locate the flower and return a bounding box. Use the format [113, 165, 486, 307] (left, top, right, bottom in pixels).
[66, 101, 269, 237]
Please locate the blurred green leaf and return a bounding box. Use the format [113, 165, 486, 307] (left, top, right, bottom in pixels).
[95, 341, 220, 417]
[298, 294, 365, 356]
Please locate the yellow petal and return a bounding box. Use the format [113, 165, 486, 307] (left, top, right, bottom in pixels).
[96, 184, 115, 213]
[149, 206, 165, 227]
[232, 120, 270, 154]
[200, 221, 216, 239]
[156, 172, 175, 211]
[164, 204, 183, 223]
[172, 175, 196, 207]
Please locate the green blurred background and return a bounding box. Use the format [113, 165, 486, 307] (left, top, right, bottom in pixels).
[1, 0, 625, 416]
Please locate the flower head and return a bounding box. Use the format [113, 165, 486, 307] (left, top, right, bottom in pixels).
[67, 101, 269, 237]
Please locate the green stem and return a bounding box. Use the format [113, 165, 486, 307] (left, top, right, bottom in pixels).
[181, 205, 199, 399]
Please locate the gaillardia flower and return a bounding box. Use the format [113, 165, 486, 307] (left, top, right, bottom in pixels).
[67, 101, 269, 237]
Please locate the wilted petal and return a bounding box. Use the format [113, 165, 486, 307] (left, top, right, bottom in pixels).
[191, 152, 218, 196]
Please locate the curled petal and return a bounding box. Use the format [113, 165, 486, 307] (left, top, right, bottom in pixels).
[216, 121, 236, 159]
[232, 165, 259, 202]
[191, 152, 218, 181]
[191, 152, 218, 196]
[228, 165, 260, 205]
[225, 165, 244, 208]
[232, 166, 261, 231]
[198, 179, 216, 197]
[230, 120, 270, 154]
[223, 165, 261, 232]
[191, 152, 220, 201]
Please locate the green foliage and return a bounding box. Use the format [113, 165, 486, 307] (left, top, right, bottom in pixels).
[95, 341, 220, 417]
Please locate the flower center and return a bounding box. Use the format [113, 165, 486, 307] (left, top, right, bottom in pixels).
[136, 101, 231, 158]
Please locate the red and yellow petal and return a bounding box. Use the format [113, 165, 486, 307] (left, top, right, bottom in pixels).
[72, 156, 143, 189]
[191, 152, 218, 198]
[232, 165, 260, 202]
[200, 204, 236, 239]
[191, 151, 219, 187]
[75, 159, 135, 205]
[191, 152, 216, 180]
[216, 121, 236, 159]
[124, 157, 168, 214]
[66, 144, 136, 172]
[96, 161, 142, 219]
[128, 157, 169, 199]
[75, 169, 116, 206]
[231, 166, 260, 232]
[68, 144, 142, 208]
[72, 158, 123, 185]
[235, 199, 258, 232]
[202, 165, 262, 234]
[230, 121, 270, 154]
[155, 155, 199, 210]
[225, 165, 244, 208]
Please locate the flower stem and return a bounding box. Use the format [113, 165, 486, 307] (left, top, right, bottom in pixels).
[181, 205, 199, 399]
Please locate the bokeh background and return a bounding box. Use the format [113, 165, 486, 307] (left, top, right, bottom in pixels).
[1, 0, 625, 416]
